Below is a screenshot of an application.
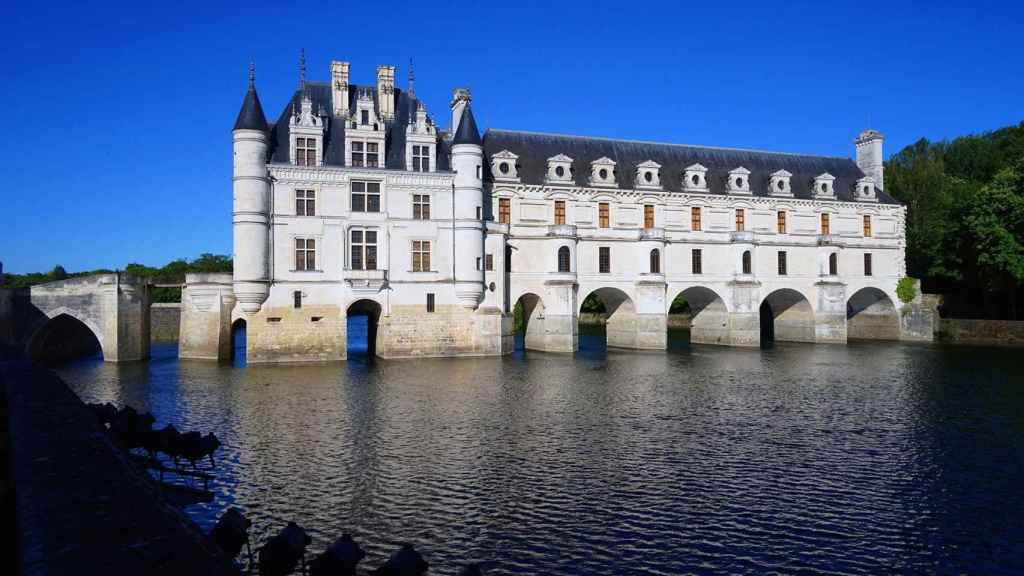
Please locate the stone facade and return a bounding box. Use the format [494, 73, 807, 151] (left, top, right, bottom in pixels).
[216, 55, 921, 363]
[149, 303, 180, 342]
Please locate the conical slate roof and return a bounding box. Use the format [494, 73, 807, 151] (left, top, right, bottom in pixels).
[233, 87, 268, 131]
[452, 105, 481, 146]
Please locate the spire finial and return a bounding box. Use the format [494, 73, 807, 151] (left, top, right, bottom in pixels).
[248, 59, 255, 90]
[299, 48, 306, 90]
[408, 57, 415, 96]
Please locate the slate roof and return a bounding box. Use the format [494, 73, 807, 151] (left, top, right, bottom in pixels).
[482, 129, 897, 204]
[233, 87, 268, 131]
[262, 81, 449, 171]
[452, 106, 482, 145]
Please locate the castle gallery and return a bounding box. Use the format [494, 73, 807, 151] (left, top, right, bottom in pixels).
[225, 56, 907, 363]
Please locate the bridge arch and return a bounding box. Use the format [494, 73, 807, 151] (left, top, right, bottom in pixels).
[760, 288, 815, 345]
[668, 286, 731, 345]
[512, 292, 547, 351]
[847, 287, 900, 341]
[25, 308, 107, 362]
[579, 286, 639, 349]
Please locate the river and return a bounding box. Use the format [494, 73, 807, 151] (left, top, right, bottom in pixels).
[55, 328, 1024, 574]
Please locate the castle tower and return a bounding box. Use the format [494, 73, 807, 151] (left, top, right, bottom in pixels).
[450, 104, 485, 309]
[855, 129, 885, 191]
[232, 63, 271, 313]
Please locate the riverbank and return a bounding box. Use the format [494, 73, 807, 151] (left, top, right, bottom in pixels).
[938, 318, 1024, 346]
[0, 361, 237, 575]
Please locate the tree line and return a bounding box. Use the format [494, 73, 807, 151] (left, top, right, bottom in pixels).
[886, 121, 1024, 319]
[0, 254, 232, 303]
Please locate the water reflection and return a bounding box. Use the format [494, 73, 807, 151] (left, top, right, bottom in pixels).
[55, 340, 1024, 575]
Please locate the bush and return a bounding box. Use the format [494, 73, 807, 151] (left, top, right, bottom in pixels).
[897, 277, 917, 304]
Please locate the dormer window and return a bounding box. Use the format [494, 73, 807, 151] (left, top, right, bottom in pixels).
[589, 157, 617, 187]
[361, 110, 369, 125]
[635, 160, 662, 189]
[768, 169, 793, 197]
[290, 93, 324, 167]
[546, 154, 574, 184]
[491, 150, 520, 181]
[411, 145, 431, 172]
[683, 164, 708, 192]
[295, 137, 318, 167]
[351, 141, 379, 168]
[813, 173, 836, 199]
[855, 176, 878, 202]
[726, 167, 751, 194]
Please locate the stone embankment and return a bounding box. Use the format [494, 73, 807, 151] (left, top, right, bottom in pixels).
[0, 362, 237, 575]
[579, 313, 691, 328]
[939, 319, 1024, 346]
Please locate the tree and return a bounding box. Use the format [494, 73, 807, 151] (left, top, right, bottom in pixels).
[51, 265, 68, 281]
[962, 159, 1024, 318]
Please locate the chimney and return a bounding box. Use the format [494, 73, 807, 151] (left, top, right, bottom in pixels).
[450, 88, 471, 137]
[855, 129, 885, 191]
[331, 61, 350, 117]
[376, 65, 396, 121]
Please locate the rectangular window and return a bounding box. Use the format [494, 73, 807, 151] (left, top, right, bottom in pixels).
[863, 215, 872, 237]
[554, 200, 566, 225]
[294, 238, 316, 271]
[366, 142, 379, 168]
[644, 204, 655, 229]
[735, 208, 745, 232]
[476, 206, 482, 220]
[692, 249, 702, 274]
[350, 229, 377, 270]
[498, 198, 510, 224]
[821, 213, 830, 235]
[599, 203, 610, 228]
[351, 181, 381, 212]
[777, 211, 786, 234]
[485, 254, 494, 271]
[413, 194, 430, 220]
[296, 137, 317, 167]
[412, 240, 431, 272]
[691, 207, 702, 231]
[426, 293, 435, 313]
[864, 253, 873, 276]
[351, 141, 364, 167]
[778, 251, 787, 275]
[360, 110, 369, 125]
[599, 246, 611, 273]
[296, 189, 315, 216]
[412, 145, 430, 172]
[293, 291, 302, 309]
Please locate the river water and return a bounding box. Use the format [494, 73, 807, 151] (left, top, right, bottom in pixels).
[56, 329, 1024, 575]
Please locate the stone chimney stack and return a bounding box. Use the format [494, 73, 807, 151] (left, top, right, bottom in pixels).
[450, 88, 471, 137]
[855, 129, 885, 191]
[331, 60, 350, 117]
[376, 65, 396, 121]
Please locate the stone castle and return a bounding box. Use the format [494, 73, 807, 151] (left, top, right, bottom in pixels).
[183, 54, 914, 363]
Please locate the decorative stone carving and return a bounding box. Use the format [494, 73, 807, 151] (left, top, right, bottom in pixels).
[768, 169, 793, 197]
[683, 163, 708, 192]
[589, 157, 617, 187]
[726, 167, 751, 194]
[813, 173, 836, 199]
[491, 150, 520, 182]
[635, 160, 662, 190]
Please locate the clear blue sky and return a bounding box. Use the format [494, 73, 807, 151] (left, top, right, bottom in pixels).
[1, 0, 1021, 273]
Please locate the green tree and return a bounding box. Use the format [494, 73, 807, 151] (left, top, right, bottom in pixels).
[962, 160, 1024, 318]
[51, 265, 68, 281]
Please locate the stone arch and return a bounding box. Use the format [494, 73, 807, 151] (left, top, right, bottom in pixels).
[347, 299, 383, 358]
[847, 287, 900, 341]
[760, 288, 815, 345]
[579, 286, 638, 349]
[25, 309, 106, 362]
[231, 318, 247, 364]
[513, 292, 547, 351]
[668, 286, 730, 345]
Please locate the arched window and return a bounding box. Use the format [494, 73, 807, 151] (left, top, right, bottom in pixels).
[557, 246, 571, 272]
[650, 249, 660, 273]
[829, 253, 838, 276]
[742, 250, 752, 275]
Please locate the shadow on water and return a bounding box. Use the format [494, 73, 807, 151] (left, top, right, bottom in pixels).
[346, 314, 374, 367]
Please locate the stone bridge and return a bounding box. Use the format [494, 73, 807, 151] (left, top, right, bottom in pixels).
[0, 274, 151, 362]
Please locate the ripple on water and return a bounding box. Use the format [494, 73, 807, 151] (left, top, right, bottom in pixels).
[56, 340, 1024, 575]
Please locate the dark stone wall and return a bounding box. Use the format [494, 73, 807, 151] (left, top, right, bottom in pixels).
[150, 304, 181, 342]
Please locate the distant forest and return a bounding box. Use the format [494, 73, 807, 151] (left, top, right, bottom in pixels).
[887, 121, 1024, 319]
[4, 122, 1024, 319]
[0, 254, 232, 303]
